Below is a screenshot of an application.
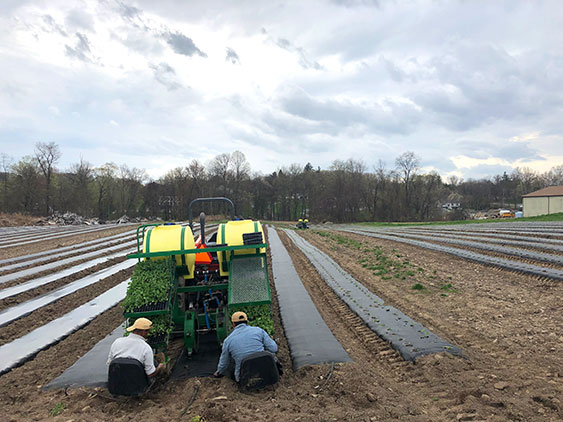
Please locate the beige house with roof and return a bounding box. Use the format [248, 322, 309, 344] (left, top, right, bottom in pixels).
[522, 186, 563, 217]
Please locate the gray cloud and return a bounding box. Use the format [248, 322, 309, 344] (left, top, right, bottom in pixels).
[65, 32, 93, 62]
[462, 164, 516, 181]
[412, 42, 563, 132]
[331, 0, 381, 7]
[65, 9, 94, 32]
[275, 37, 322, 70]
[497, 143, 544, 162]
[379, 56, 405, 83]
[165, 31, 207, 58]
[278, 87, 420, 136]
[118, 2, 142, 20]
[150, 62, 181, 90]
[451, 139, 542, 162]
[226, 47, 240, 64]
[42, 15, 67, 36]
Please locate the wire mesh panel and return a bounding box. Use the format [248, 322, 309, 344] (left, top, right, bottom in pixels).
[228, 255, 271, 306]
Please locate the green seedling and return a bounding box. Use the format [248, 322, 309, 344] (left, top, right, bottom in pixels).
[50, 402, 66, 417]
[123, 259, 171, 312]
[229, 304, 274, 336]
[412, 283, 425, 290]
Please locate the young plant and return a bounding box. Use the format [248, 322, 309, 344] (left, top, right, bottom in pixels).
[229, 304, 275, 336]
[122, 259, 172, 312]
[50, 402, 66, 417]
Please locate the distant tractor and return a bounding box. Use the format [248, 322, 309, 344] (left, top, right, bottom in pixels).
[296, 218, 309, 229]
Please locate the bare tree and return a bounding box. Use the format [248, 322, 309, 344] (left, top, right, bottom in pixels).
[447, 175, 463, 186]
[118, 164, 147, 215]
[68, 157, 94, 216]
[0, 153, 13, 212]
[187, 159, 207, 198]
[231, 151, 251, 213]
[546, 165, 563, 186]
[35, 142, 61, 215]
[209, 153, 232, 197]
[395, 151, 420, 218]
[368, 160, 387, 220]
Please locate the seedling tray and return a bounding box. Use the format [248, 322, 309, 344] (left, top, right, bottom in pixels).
[124, 298, 170, 318]
[148, 333, 168, 346]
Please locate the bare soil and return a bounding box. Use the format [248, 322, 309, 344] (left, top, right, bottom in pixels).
[0, 226, 561, 421]
[0, 213, 42, 227]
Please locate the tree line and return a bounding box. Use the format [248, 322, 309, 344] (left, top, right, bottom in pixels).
[1, 143, 562, 223]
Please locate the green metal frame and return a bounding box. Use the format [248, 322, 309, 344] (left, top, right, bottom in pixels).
[183, 311, 198, 355]
[227, 253, 271, 308]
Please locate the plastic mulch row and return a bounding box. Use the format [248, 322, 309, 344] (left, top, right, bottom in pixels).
[267, 227, 351, 370]
[284, 229, 462, 362]
[342, 228, 563, 281]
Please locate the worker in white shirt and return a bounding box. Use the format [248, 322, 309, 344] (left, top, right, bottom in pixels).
[107, 317, 165, 377]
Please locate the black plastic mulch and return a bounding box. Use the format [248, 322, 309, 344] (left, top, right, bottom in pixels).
[267, 227, 351, 370]
[283, 229, 462, 362]
[170, 332, 220, 379]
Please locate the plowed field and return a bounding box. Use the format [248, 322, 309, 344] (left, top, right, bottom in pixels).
[0, 222, 561, 421]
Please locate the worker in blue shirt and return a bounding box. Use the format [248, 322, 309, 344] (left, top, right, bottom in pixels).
[214, 311, 278, 382]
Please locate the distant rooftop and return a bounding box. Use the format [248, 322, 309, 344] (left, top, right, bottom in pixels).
[522, 186, 563, 198]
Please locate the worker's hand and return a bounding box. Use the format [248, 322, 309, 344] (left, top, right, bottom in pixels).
[213, 371, 223, 378]
[155, 352, 166, 364]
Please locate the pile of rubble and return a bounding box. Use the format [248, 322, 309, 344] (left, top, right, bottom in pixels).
[111, 215, 151, 224]
[36, 212, 159, 226]
[38, 212, 100, 226]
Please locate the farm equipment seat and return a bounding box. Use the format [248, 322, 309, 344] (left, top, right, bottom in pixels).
[108, 357, 151, 397]
[238, 351, 279, 391]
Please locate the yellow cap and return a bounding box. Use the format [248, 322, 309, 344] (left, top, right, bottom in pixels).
[231, 311, 248, 323]
[127, 317, 153, 332]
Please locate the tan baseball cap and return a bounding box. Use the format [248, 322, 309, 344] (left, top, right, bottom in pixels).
[127, 317, 153, 332]
[231, 311, 248, 323]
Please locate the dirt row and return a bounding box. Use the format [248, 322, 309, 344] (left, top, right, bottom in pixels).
[0, 225, 561, 420]
[297, 228, 563, 420]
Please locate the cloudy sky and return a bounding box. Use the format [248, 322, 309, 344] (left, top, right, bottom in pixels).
[1, 0, 562, 180]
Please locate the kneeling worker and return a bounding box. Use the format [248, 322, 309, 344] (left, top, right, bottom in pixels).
[214, 311, 278, 382]
[107, 317, 166, 378]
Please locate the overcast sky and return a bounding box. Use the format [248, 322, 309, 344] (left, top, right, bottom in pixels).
[1, 0, 562, 180]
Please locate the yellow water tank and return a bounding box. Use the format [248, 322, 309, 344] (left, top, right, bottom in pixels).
[142, 225, 195, 279]
[217, 220, 265, 276]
